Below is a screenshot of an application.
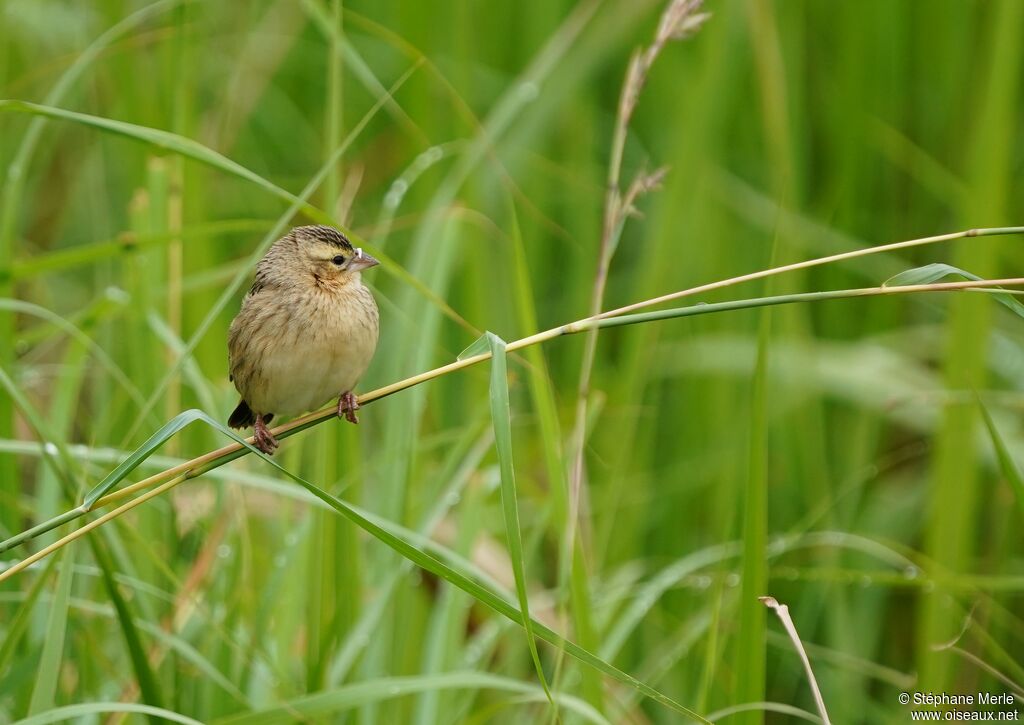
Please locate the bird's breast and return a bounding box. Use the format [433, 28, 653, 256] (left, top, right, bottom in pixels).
[241, 284, 379, 416]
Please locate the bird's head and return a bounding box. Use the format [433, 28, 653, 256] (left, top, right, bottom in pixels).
[290, 225, 379, 285]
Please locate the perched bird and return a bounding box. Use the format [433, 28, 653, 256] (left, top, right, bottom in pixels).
[227, 225, 380, 454]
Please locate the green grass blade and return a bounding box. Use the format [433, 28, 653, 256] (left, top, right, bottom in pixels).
[458, 334, 492, 361]
[301, 0, 426, 144]
[0, 556, 59, 675]
[976, 398, 1024, 521]
[485, 332, 555, 708]
[12, 220, 271, 280]
[211, 672, 610, 725]
[11, 703, 204, 725]
[83, 409, 222, 507]
[735, 308, 770, 722]
[26, 547, 75, 715]
[0, 95, 470, 347]
[0, 0, 190, 541]
[884, 262, 1024, 319]
[0, 100, 319, 219]
[600, 542, 742, 661]
[0, 356, 162, 718]
[88, 534, 166, 713]
[240, 421, 707, 720]
[0, 365, 78, 494]
[0, 299, 146, 411]
[22, 405, 707, 721]
[505, 199, 594, 704]
[55, 595, 250, 705]
[327, 424, 493, 686]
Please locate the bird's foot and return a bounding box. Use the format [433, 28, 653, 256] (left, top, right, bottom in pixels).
[253, 415, 279, 455]
[337, 390, 360, 424]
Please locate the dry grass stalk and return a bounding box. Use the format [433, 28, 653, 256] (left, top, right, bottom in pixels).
[568, 0, 709, 567]
[760, 596, 832, 725]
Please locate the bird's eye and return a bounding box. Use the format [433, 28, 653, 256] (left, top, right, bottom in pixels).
[332, 255, 346, 266]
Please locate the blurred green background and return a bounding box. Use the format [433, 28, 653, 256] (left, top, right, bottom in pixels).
[2, 0, 1023, 722]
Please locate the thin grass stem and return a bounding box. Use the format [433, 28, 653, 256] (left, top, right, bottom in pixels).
[598, 226, 1024, 319]
[1, 475, 186, 581]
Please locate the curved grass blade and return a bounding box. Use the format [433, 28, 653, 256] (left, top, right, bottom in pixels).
[300, 0, 426, 144]
[236, 441, 706, 720]
[88, 535, 165, 714]
[976, 397, 1024, 522]
[457, 334, 491, 361]
[1, 588, 254, 706]
[0, 100, 320, 220]
[212, 672, 609, 725]
[601, 542, 742, 661]
[0, 299, 146, 410]
[0, 408, 247, 554]
[84, 409, 226, 508]
[327, 424, 493, 686]
[705, 702, 823, 723]
[26, 547, 76, 715]
[0, 0, 192, 537]
[0, 365, 78, 491]
[504, 198, 577, 658]
[0, 95, 474, 345]
[6, 406, 709, 721]
[12, 220, 272, 280]
[0, 366, 166, 714]
[11, 703, 204, 725]
[884, 262, 984, 286]
[485, 332, 554, 708]
[0, 556, 59, 675]
[884, 262, 1024, 319]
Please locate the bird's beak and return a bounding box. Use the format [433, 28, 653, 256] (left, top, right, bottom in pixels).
[349, 248, 380, 272]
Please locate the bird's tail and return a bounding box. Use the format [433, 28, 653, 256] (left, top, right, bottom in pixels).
[229, 399, 256, 429]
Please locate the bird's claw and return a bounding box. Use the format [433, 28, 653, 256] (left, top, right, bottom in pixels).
[337, 391, 360, 424]
[253, 417, 279, 455]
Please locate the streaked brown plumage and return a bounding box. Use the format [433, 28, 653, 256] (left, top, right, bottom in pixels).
[227, 225, 379, 453]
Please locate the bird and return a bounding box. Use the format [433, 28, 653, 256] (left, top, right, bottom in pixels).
[227, 225, 380, 454]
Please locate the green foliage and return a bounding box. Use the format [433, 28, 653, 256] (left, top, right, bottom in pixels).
[885, 263, 1024, 319]
[2, 1, 1024, 723]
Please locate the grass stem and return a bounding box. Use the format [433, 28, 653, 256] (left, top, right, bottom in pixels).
[1, 263, 1023, 573]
